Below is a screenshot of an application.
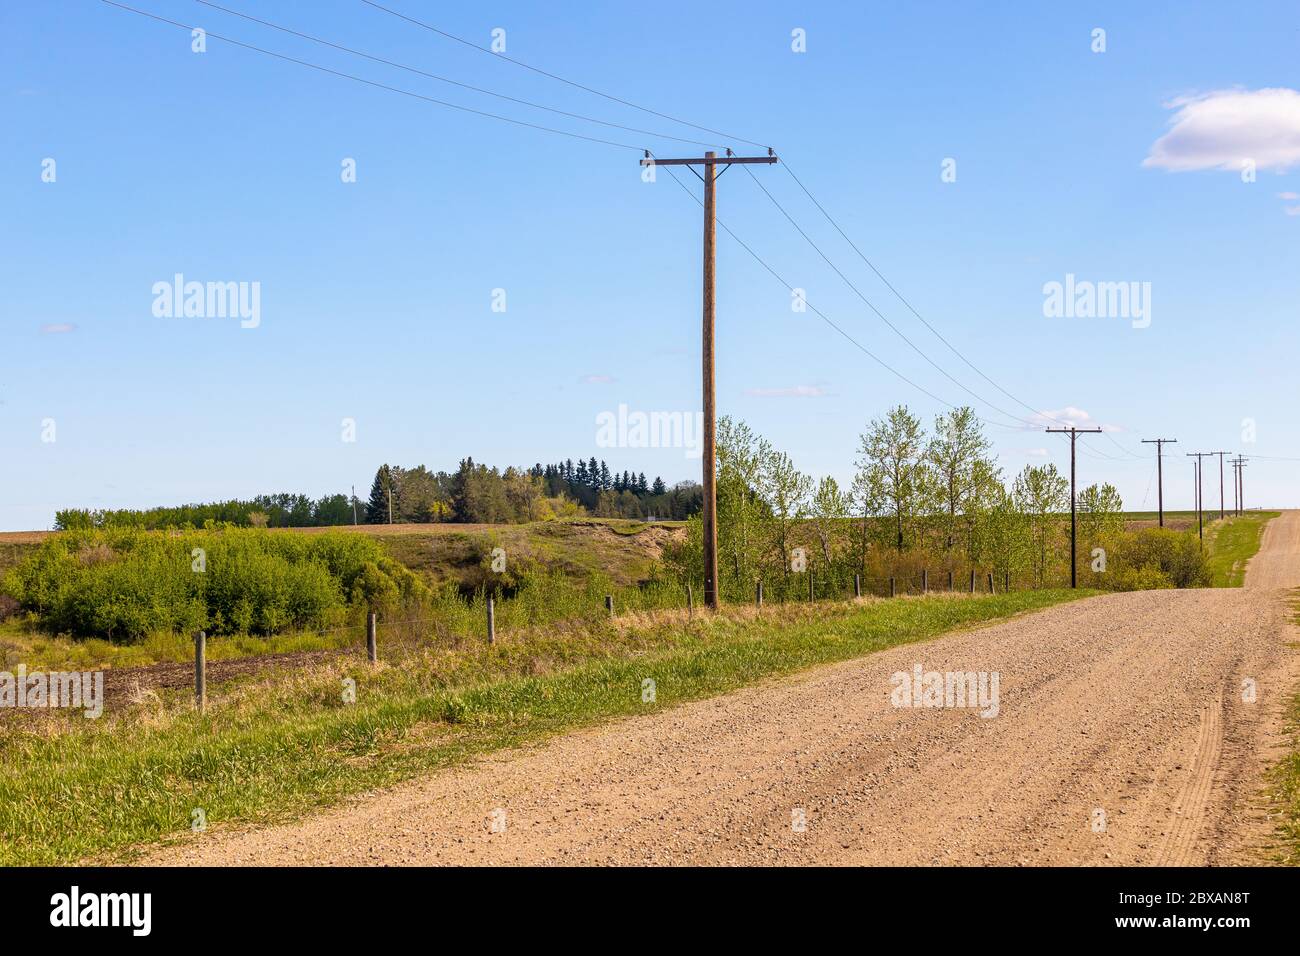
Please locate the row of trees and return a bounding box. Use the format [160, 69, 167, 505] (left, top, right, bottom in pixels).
[667, 406, 1184, 600]
[362, 459, 702, 525]
[54, 493, 356, 531]
[53, 454, 702, 531]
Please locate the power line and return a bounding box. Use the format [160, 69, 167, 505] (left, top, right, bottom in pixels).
[779, 160, 1148, 463]
[357, 0, 770, 150]
[192, 0, 725, 150]
[351, 0, 1151, 461]
[739, 164, 1043, 431]
[122, 0, 1166, 468]
[102, 1, 647, 152]
[660, 166, 1026, 432]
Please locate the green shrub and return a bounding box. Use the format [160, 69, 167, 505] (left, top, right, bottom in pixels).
[1, 527, 427, 642]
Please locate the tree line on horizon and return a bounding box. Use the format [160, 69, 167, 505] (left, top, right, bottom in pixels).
[362, 458, 701, 524]
[52, 457, 702, 531]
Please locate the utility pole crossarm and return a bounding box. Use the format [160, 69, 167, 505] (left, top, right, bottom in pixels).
[641, 156, 779, 166]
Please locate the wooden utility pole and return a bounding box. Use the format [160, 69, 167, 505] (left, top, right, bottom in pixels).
[1141, 438, 1176, 527]
[1187, 452, 1211, 543]
[642, 149, 778, 609]
[1047, 426, 1102, 588]
[1232, 457, 1248, 514]
[1211, 451, 1228, 520]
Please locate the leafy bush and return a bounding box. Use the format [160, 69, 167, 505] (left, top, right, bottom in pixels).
[1079, 527, 1209, 591]
[2, 527, 426, 642]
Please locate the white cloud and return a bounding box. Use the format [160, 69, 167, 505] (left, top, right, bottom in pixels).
[1278, 192, 1300, 200]
[578, 374, 614, 385]
[39, 323, 76, 334]
[745, 385, 827, 398]
[1286, 206, 1300, 217]
[1143, 88, 1300, 173]
[1021, 406, 1122, 433]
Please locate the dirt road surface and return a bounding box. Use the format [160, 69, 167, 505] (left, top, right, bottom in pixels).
[148, 513, 1300, 866]
[1245, 509, 1300, 589]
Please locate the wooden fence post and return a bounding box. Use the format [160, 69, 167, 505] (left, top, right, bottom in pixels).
[194, 630, 206, 714]
[948, 569, 954, 591]
[969, 569, 976, 593]
[686, 584, 694, 618]
[854, 574, 861, 598]
[756, 580, 764, 609]
[922, 569, 928, 594]
[605, 594, 614, 618]
[890, 576, 896, 598]
[486, 597, 495, 644]
[366, 611, 377, 663]
[988, 572, 995, 594]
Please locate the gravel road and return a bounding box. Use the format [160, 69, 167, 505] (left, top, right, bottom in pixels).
[147, 512, 1300, 866]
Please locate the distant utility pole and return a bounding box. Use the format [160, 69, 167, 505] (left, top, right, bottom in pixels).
[642, 148, 779, 610]
[1047, 425, 1103, 588]
[1232, 457, 1248, 515]
[1187, 452, 1211, 543]
[1211, 451, 1229, 520]
[1141, 438, 1177, 527]
[351, 485, 358, 525]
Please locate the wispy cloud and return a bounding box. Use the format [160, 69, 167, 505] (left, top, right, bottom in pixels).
[745, 385, 828, 398]
[1144, 88, 1300, 173]
[39, 323, 76, 335]
[578, 374, 615, 385]
[1021, 406, 1122, 433]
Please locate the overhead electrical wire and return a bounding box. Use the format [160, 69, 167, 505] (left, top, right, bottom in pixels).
[357, 0, 1148, 461]
[740, 163, 1052, 431]
[661, 166, 1027, 433]
[357, 0, 771, 151]
[112, 0, 1174, 465]
[192, 0, 726, 150]
[101, 1, 648, 152]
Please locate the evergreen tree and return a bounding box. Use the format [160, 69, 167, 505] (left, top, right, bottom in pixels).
[365, 464, 396, 524]
[651, 476, 666, 496]
[636, 472, 649, 495]
[599, 460, 612, 490]
[576, 459, 589, 485]
[587, 457, 600, 488]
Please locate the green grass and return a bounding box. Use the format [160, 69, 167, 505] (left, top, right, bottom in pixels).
[0, 588, 1088, 865]
[1203, 511, 1280, 587]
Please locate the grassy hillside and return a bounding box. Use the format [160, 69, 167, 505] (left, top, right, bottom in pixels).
[0, 519, 686, 670]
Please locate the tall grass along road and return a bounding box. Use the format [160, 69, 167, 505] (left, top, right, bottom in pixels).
[138, 515, 1300, 866]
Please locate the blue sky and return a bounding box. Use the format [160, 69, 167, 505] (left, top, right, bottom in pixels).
[2, 0, 1298, 530]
